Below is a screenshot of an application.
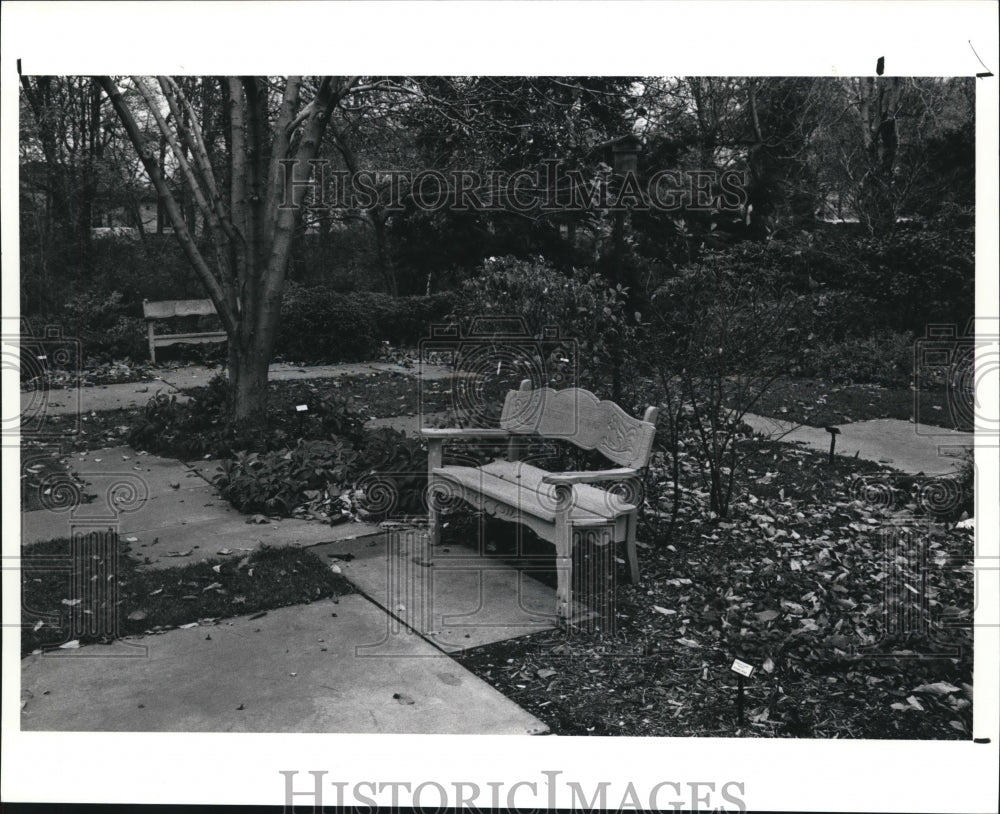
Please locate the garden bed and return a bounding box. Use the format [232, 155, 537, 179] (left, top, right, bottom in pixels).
[452, 438, 974, 739]
[747, 377, 967, 431]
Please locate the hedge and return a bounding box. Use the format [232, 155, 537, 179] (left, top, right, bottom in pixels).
[275, 284, 455, 364]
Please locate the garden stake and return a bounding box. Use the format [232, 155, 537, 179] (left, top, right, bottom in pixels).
[825, 426, 841, 465]
[737, 675, 745, 725]
[729, 658, 754, 727]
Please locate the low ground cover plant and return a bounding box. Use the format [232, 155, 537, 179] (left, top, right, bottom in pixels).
[126, 375, 368, 460]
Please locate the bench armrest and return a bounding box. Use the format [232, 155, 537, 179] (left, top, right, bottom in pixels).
[420, 428, 512, 439]
[542, 468, 639, 485]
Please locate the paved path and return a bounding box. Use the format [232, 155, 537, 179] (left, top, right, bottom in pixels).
[20, 598, 547, 734]
[311, 532, 568, 653]
[20, 446, 557, 734]
[24, 361, 462, 417]
[20, 446, 382, 564]
[742, 412, 972, 475]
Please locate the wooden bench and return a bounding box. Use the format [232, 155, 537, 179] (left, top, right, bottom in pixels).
[422, 379, 658, 624]
[142, 299, 227, 363]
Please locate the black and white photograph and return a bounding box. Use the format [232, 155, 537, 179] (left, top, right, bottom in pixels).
[2, 2, 998, 812]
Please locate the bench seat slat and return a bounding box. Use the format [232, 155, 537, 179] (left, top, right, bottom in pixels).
[152, 331, 227, 344]
[434, 460, 635, 525]
[143, 299, 218, 319]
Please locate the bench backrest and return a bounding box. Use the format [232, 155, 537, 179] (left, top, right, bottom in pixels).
[500, 380, 658, 469]
[143, 299, 217, 320]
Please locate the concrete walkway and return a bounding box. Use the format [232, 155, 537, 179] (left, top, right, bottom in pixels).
[25, 360, 461, 417]
[742, 412, 973, 475]
[20, 598, 547, 734]
[311, 532, 565, 653]
[20, 446, 556, 733]
[20, 446, 382, 565]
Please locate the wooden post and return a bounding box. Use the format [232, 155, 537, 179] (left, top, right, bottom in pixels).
[507, 379, 532, 461]
[624, 511, 640, 585]
[146, 322, 157, 363]
[427, 438, 442, 547]
[553, 483, 574, 625]
[737, 675, 745, 725]
[825, 426, 841, 465]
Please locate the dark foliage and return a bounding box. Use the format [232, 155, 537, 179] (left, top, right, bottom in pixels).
[126, 375, 368, 460]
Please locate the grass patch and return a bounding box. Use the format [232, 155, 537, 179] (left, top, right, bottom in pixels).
[21, 538, 353, 656]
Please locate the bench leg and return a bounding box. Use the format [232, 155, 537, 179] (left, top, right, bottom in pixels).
[428, 492, 442, 547]
[427, 440, 442, 547]
[625, 512, 640, 584]
[554, 513, 573, 625]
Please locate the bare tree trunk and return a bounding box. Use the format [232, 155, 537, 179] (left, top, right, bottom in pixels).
[99, 75, 356, 434]
[856, 77, 902, 237]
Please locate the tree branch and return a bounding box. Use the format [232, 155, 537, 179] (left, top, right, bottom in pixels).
[96, 76, 236, 336]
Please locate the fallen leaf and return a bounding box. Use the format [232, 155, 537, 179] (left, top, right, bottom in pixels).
[165, 549, 192, 557]
[537, 668, 557, 680]
[912, 681, 961, 696]
[653, 605, 677, 616]
[59, 640, 80, 649]
[60, 598, 82, 607]
[127, 610, 148, 622]
[393, 692, 416, 705]
[755, 610, 780, 623]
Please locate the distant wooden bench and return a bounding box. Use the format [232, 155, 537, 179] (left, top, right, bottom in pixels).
[142, 299, 227, 363]
[422, 379, 658, 624]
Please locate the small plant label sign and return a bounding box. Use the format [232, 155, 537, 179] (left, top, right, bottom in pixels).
[295, 404, 308, 412]
[730, 658, 755, 678]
